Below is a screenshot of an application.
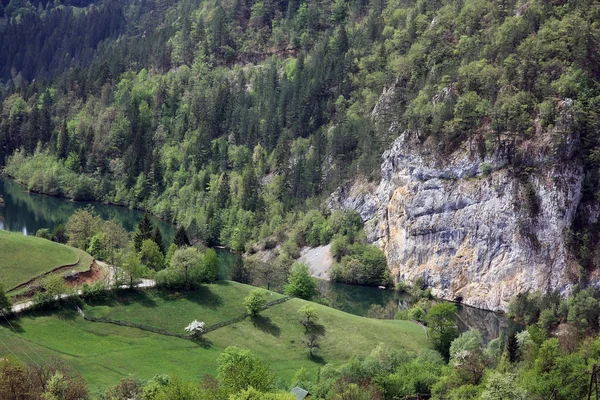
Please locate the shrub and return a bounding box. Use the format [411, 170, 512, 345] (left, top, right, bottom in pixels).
[36, 228, 52, 240]
[244, 289, 268, 316]
[80, 281, 109, 302]
[480, 162, 492, 175]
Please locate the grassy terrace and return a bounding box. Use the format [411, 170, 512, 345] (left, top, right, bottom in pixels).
[0, 282, 428, 394]
[0, 230, 91, 291]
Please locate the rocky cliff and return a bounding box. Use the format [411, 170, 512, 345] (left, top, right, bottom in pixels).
[330, 93, 586, 311]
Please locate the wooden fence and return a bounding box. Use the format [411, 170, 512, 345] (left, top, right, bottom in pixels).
[78, 296, 292, 340]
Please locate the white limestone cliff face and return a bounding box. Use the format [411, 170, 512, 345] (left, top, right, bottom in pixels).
[330, 96, 583, 311]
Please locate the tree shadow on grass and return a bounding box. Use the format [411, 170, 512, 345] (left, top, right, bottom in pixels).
[308, 354, 326, 365]
[251, 315, 281, 337]
[0, 318, 24, 333]
[84, 288, 145, 308]
[311, 323, 326, 336]
[180, 286, 223, 309]
[55, 308, 79, 320]
[111, 288, 158, 308]
[192, 335, 214, 349]
[131, 290, 158, 308]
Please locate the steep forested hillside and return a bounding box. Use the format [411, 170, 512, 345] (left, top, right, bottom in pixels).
[2, 0, 600, 263]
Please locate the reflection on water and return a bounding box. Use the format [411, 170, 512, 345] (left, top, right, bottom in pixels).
[0, 177, 174, 243]
[316, 280, 522, 343]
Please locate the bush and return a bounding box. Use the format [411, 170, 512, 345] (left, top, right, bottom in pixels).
[154, 268, 183, 289]
[36, 228, 52, 240]
[244, 289, 268, 316]
[80, 282, 109, 302]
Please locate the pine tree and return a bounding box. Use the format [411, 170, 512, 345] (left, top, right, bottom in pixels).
[135, 213, 154, 251]
[174, 226, 191, 247]
[57, 119, 69, 159]
[507, 332, 519, 363]
[152, 225, 165, 255]
[241, 166, 259, 211]
[216, 173, 230, 209]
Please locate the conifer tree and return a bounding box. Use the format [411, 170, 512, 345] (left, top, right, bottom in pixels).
[134, 213, 154, 251]
[507, 332, 519, 363]
[152, 225, 165, 255]
[174, 226, 191, 247]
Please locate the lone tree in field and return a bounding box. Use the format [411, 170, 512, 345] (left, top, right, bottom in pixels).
[244, 289, 268, 316]
[305, 331, 321, 357]
[0, 284, 12, 314]
[298, 305, 324, 357]
[298, 305, 319, 331]
[184, 320, 206, 338]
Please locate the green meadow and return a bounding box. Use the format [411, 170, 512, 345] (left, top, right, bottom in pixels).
[0, 230, 91, 291]
[0, 281, 428, 395]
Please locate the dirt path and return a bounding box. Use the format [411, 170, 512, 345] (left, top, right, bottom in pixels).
[299, 244, 333, 280]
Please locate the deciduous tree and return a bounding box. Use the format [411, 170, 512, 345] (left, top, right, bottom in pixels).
[217, 346, 276, 394]
[426, 303, 458, 359]
[284, 263, 316, 300]
[244, 289, 268, 316]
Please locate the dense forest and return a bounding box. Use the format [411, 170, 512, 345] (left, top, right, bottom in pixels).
[3, 0, 599, 264]
[3, 0, 600, 398]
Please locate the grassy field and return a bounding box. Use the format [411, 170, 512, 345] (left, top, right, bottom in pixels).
[0, 230, 86, 290]
[0, 282, 429, 395]
[84, 282, 285, 331]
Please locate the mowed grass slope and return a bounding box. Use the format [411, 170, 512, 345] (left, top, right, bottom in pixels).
[0, 282, 428, 394]
[83, 282, 286, 331]
[0, 230, 82, 290]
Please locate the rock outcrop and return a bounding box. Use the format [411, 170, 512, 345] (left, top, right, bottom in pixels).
[330, 95, 584, 311]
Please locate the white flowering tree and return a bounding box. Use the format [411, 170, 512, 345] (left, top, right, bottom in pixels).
[185, 320, 205, 338]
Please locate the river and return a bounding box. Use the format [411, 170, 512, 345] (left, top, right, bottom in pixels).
[315, 280, 521, 343]
[0, 176, 520, 342]
[0, 177, 174, 244]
